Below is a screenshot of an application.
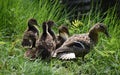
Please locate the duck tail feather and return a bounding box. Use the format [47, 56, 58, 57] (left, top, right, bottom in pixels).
[51, 52, 57, 57]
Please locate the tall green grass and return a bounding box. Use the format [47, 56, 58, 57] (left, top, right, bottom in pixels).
[0, 0, 69, 40]
[0, 0, 120, 75]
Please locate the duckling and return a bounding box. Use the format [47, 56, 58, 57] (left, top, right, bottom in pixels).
[22, 18, 39, 48]
[52, 23, 110, 60]
[36, 22, 56, 59]
[47, 20, 56, 41]
[56, 25, 69, 49]
[24, 48, 37, 60]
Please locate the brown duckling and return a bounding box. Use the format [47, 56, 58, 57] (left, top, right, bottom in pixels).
[47, 20, 56, 41]
[52, 23, 110, 60]
[22, 18, 39, 48]
[56, 25, 69, 49]
[36, 22, 56, 59]
[24, 48, 37, 60]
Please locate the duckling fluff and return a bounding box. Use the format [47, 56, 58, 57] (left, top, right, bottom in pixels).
[56, 25, 69, 49]
[36, 22, 56, 59]
[24, 48, 37, 60]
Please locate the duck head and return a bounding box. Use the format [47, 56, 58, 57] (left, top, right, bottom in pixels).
[47, 20, 57, 28]
[59, 25, 69, 40]
[90, 23, 110, 37]
[28, 18, 38, 27]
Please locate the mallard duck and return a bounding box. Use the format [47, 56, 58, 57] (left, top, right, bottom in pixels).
[56, 25, 69, 49]
[22, 18, 39, 48]
[24, 48, 37, 60]
[52, 23, 110, 60]
[36, 22, 56, 59]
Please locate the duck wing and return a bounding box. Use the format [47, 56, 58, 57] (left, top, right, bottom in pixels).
[52, 34, 91, 60]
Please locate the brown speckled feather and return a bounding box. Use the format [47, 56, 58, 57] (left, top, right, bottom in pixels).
[22, 31, 39, 47]
[24, 48, 37, 60]
[53, 33, 92, 59]
[52, 23, 110, 60]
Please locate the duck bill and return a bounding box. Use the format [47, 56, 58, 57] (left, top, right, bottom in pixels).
[104, 31, 111, 38]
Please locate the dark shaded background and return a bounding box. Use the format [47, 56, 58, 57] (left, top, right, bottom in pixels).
[60, 0, 120, 19]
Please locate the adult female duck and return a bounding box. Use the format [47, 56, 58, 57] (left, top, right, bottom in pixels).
[52, 23, 110, 60]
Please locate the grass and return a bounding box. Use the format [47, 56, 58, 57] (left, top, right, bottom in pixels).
[0, 0, 120, 75]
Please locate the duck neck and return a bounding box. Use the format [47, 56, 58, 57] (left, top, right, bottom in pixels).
[89, 29, 98, 44]
[48, 28, 53, 34]
[59, 32, 68, 40]
[43, 25, 48, 34]
[28, 24, 38, 32]
[40, 24, 48, 40]
[48, 28, 56, 40]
